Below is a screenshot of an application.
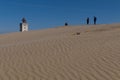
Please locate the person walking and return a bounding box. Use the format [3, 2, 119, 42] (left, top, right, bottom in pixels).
[94, 16, 97, 25]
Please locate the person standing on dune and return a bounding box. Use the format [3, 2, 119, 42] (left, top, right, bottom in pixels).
[86, 17, 89, 25]
[94, 16, 97, 25]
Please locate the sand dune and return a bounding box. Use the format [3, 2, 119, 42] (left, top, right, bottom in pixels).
[0, 24, 120, 80]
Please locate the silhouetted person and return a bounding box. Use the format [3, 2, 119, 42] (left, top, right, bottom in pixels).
[22, 18, 27, 23]
[65, 22, 68, 26]
[87, 17, 89, 25]
[94, 16, 97, 25]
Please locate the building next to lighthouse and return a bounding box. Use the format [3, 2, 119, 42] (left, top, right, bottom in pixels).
[20, 18, 28, 32]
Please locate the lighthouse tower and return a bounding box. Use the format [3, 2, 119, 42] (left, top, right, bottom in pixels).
[20, 18, 28, 32]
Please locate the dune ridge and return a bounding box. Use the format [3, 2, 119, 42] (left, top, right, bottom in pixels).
[0, 24, 120, 80]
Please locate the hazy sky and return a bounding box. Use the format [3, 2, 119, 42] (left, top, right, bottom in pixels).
[0, 0, 120, 33]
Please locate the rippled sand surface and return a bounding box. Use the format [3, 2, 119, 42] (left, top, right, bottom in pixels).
[0, 24, 120, 80]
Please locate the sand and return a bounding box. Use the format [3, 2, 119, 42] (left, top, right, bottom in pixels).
[0, 24, 120, 80]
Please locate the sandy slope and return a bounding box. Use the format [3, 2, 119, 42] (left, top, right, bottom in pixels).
[0, 24, 120, 80]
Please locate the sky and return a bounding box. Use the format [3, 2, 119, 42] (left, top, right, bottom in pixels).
[0, 0, 120, 33]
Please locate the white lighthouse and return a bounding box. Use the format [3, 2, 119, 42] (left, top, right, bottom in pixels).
[20, 18, 28, 32]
